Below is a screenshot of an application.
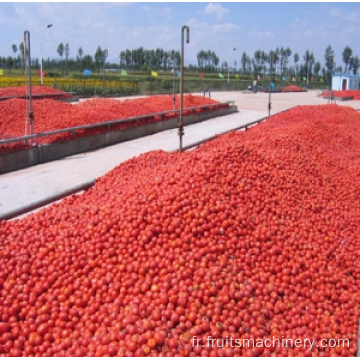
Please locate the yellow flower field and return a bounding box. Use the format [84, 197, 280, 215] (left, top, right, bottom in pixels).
[0, 76, 138, 94]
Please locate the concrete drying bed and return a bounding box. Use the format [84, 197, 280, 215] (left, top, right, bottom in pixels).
[0, 104, 236, 174]
[1, 89, 360, 220]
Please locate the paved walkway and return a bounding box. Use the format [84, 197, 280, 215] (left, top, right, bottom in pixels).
[1, 90, 359, 220]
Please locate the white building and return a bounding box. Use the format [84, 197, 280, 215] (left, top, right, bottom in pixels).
[331, 73, 359, 91]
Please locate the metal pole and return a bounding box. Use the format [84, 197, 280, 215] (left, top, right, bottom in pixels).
[102, 49, 108, 97]
[227, 48, 236, 91]
[268, 50, 272, 117]
[172, 50, 175, 111]
[40, 30, 43, 86]
[227, 50, 230, 90]
[24, 31, 34, 144]
[40, 24, 53, 86]
[179, 25, 190, 152]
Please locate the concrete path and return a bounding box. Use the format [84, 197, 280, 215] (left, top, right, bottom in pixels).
[1, 90, 359, 220]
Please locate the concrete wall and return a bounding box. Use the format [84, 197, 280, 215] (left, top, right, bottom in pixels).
[0, 106, 237, 174]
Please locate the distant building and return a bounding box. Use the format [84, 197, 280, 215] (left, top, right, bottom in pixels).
[331, 73, 359, 91]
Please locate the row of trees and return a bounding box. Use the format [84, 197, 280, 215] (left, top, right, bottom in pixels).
[119, 48, 181, 71]
[238, 46, 359, 82]
[1, 42, 359, 82]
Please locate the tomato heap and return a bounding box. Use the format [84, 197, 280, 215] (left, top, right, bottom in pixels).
[0, 104, 359, 356]
[0, 86, 72, 99]
[0, 95, 226, 154]
[282, 85, 305, 92]
[320, 90, 360, 100]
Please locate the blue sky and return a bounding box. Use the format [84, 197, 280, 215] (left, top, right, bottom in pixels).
[0, 2, 359, 69]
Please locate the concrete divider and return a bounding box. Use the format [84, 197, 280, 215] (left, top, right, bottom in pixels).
[0, 106, 237, 174]
[1, 180, 95, 221]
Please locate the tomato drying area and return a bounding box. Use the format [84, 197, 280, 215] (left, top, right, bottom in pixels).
[319, 90, 360, 101]
[1, 104, 360, 356]
[0, 95, 229, 155]
[281, 85, 306, 93]
[0, 86, 72, 101]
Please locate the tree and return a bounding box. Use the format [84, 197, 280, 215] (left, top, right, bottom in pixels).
[119, 50, 126, 67]
[197, 50, 204, 69]
[19, 42, 25, 69]
[64, 43, 70, 74]
[268, 50, 277, 80]
[246, 55, 252, 74]
[212, 52, 219, 70]
[6, 56, 14, 71]
[154, 48, 164, 69]
[342, 46, 352, 73]
[293, 52, 300, 78]
[77, 47, 83, 60]
[260, 51, 268, 78]
[313, 61, 321, 78]
[94, 46, 104, 69]
[196, 49, 219, 73]
[253, 50, 262, 76]
[57, 43, 64, 59]
[125, 49, 132, 68]
[11, 44, 18, 69]
[324, 45, 336, 82]
[279, 47, 292, 76]
[253, 50, 268, 78]
[274, 47, 281, 75]
[241, 51, 247, 74]
[351, 56, 360, 75]
[303, 50, 315, 84]
[11, 44, 18, 56]
[64, 43, 70, 60]
[82, 55, 93, 71]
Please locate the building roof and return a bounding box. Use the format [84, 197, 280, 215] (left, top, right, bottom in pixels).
[333, 73, 359, 78]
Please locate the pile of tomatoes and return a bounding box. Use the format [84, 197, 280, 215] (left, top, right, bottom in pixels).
[0, 104, 359, 356]
[0, 86, 71, 99]
[319, 90, 360, 100]
[282, 85, 305, 92]
[0, 95, 226, 154]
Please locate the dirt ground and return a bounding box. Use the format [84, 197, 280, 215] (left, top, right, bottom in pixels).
[197, 89, 360, 113]
[103, 89, 360, 115]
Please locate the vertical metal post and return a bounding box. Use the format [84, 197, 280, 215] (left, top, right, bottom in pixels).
[102, 49, 108, 97]
[268, 50, 273, 117]
[40, 30, 43, 86]
[24, 31, 34, 145]
[40, 24, 53, 86]
[179, 26, 190, 152]
[227, 48, 236, 91]
[172, 50, 175, 111]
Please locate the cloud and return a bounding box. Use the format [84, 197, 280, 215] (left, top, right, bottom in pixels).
[248, 28, 274, 39]
[141, 4, 173, 23]
[213, 23, 240, 33]
[326, 5, 360, 22]
[204, 3, 229, 21]
[187, 18, 211, 32]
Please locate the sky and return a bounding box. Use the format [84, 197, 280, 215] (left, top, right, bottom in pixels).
[0, 1, 359, 69]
